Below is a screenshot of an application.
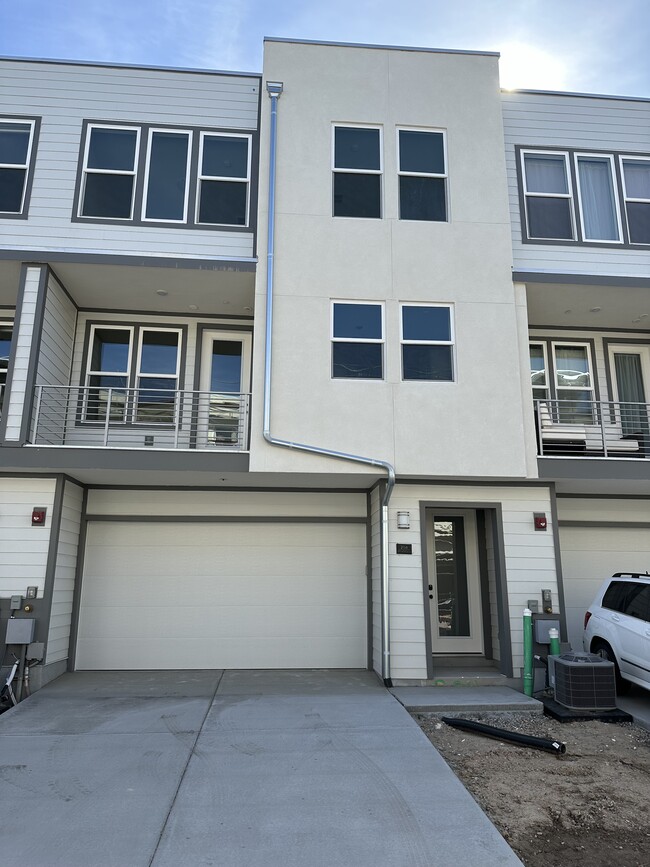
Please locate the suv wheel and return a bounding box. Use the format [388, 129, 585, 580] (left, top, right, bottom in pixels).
[592, 640, 631, 695]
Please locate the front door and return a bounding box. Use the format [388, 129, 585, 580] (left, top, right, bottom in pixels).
[198, 330, 251, 448]
[427, 510, 484, 654]
[608, 344, 650, 443]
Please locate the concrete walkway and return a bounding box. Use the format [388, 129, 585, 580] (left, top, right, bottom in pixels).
[0, 669, 521, 867]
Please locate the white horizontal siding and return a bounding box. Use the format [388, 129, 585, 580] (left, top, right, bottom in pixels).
[0, 60, 259, 260]
[46, 481, 84, 664]
[502, 91, 650, 278]
[0, 477, 56, 597]
[3, 266, 43, 441]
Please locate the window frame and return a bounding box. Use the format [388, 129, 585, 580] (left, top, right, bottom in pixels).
[331, 123, 383, 219]
[81, 323, 185, 426]
[573, 151, 624, 244]
[74, 119, 257, 231]
[399, 302, 455, 382]
[141, 128, 193, 224]
[330, 300, 385, 381]
[520, 149, 576, 241]
[196, 131, 252, 227]
[529, 341, 550, 401]
[619, 154, 650, 246]
[550, 340, 596, 424]
[0, 116, 40, 219]
[78, 123, 141, 222]
[396, 127, 448, 223]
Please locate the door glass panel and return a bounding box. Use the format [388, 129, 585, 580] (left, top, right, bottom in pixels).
[434, 518, 470, 638]
[614, 352, 648, 437]
[210, 340, 242, 393]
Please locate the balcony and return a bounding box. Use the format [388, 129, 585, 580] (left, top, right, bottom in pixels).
[534, 399, 649, 459]
[30, 386, 250, 452]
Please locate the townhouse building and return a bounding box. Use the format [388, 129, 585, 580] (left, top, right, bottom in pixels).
[0, 37, 646, 692]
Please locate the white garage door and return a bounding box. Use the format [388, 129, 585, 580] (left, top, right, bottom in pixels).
[76, 521, 367, 670]
[560, 526, 650, 649]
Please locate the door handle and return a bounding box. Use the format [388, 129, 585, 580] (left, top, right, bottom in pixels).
[429, 594, 433, 599]
[611, 614, 621, 622]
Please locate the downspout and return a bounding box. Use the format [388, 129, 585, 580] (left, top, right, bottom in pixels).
[263, 81, 395, 686]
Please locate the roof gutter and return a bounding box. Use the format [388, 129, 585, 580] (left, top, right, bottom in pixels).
[262, 81, 395, 685]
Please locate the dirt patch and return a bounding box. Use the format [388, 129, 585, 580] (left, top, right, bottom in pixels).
[415, 711, 650, 867]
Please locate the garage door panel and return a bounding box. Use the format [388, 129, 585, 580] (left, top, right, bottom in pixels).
[78, 521, 367, 670]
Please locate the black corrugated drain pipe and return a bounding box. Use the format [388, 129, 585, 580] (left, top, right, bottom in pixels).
[441, 717, 567, 755]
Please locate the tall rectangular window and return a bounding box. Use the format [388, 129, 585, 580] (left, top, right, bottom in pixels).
[333, 126, 382, 218]
[135, 329, 181, 423]
[197, 133, 250, 226]
[620, 156, 650, 244]
[331, 302, 384, 379]
[85, 326, 133, 421]
[0, 119, 36, 215]
[0, 322, 12, 411]
[522, 151, 574, 240]
[552, 343, 595, 424]
[401, 304, 454, 381]
[398, 129, 447, 221]
[80, 125, 139, 219]
[142, 130, 191, 222]
[575, 154, 622, 242]
[529, 343, 549, 402]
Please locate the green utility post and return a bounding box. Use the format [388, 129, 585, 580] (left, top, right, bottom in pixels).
[523, 608, 534, 696]
[548, 627, 561, 658]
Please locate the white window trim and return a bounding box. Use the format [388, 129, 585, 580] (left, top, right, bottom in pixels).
[400, 302, 455, 382]
[141, 128, 193, 224]
[573, 152, 624, 244]
[529, 341, 550, 398]
[133, 326, 183, 425]
[79, 124, 140, 221]
[619, 154, 650, 246]
[331, 300, 385, 381]
[0, 118, 36, 215]
[332, 124, 383, 220]
[521, 149, 576, 241]
[196, 131, 252, 227]
[396, 127, 448, 222]
[551, 341, 595, 422]
[84, 324, 135, 423]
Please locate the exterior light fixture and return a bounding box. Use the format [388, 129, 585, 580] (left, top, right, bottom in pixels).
[397, 511, 410, 529]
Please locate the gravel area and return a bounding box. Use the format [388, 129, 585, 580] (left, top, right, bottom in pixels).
[415, 710, 650, 867]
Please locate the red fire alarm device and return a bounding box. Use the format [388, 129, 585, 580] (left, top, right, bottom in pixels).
[32, 507, 47, 526]
[533, 512, 547, 531]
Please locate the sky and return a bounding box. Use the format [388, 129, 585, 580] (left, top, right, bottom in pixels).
[1, 0, 649, 97]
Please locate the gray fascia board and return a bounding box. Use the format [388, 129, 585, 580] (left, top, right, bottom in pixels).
[264, 36, 499, 57]
[513, 271, 650, 289]
[0, 54, 261, 79]
[0, 447, 250, 474]
[538, 457, 650, 482]
[503, 87, 650, 104]
[0, 249, 257, 272]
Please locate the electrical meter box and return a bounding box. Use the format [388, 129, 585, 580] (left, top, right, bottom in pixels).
[533, 616, 561, 644]
[5, 618, 36, 644]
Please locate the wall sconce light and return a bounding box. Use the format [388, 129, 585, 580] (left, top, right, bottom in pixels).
[397, 511, 410, 530]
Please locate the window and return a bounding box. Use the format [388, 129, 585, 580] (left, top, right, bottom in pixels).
[142, 130, 191, 222]
[77, 123, 253, 227]
[197, 133, 251, 226]
[331, 302, 383, 379]
[0, 119, 37, 216]
[401, 304, 454, 381]
[398, 129, 447, 221]
[620, 156, 650, 244]
[0, 322, 12, 410]
[80, 125, 139, 219]
[574, 154, 622, 242]
[332, 126, 382, 218]
[551, 343, 594, 424]
[521, 151, 574, 240]
[529, 343, 549, 401]
[84, 325, 182, 423]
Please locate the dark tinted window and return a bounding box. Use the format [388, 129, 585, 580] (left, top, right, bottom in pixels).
[399, 131, 445, 174]
[332, 343, 383, 379]
[90, 329, 130, 372]
[400, 176, 446, 221]
[622, 585, 650, 622]
[626, 202, 650, 244]
[82, 174, 134, 219]
[334, 127, 380, 170]
[0, 122, 31, 163]
[139, 331, 179, 375]
[0, 169, 26, 213]
[333, 173, 381, 218]
[199, 180, 247, 225]
[333, 304, 382, 340]
[602, 581, 641, 614]
[526, 197, 573, 240]
[144, 132, 189, 221]
[87, 128, 137, 171]
[202, 136, 248, 178]
[402, 345, 453, 381]
[403, 306, 451, 342]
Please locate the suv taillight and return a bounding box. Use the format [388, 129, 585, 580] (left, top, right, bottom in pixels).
[584, 611, 592, 629]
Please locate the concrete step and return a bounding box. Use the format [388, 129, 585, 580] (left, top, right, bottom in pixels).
[390, 685, 543, 713]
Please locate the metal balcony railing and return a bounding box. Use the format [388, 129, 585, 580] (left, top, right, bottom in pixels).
[30, 385, 250, 451]
[534, 398, 650, 458]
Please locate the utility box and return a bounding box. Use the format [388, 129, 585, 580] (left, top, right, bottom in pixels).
[5, 618, 36, 644]
[534, 617, 561, 644]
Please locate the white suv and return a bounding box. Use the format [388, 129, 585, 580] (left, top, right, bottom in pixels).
[583, 573, 650, 694]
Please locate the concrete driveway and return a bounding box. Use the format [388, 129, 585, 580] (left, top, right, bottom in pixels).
[0, 669, 521, 866]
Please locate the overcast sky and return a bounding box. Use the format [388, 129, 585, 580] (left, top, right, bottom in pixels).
[2, 0, 649, 96]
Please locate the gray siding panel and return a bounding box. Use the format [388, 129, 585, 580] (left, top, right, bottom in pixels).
[0, 60, 259, 260]
[502, 91, 650, 278]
